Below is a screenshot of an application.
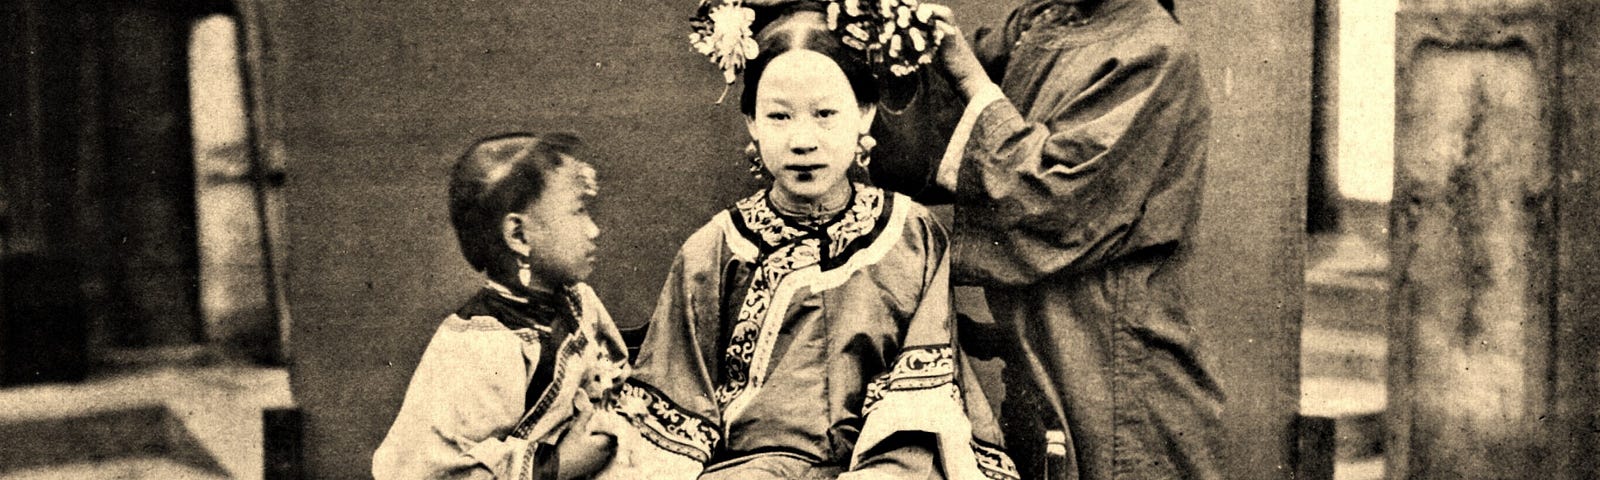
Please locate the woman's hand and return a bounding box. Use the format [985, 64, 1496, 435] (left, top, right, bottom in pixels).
[917, 3, 993, 101]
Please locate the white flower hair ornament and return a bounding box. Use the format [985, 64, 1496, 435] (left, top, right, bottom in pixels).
[827, 0, 945, 78]
[690, 0, 760, 103]
[688, 0, 944, 103]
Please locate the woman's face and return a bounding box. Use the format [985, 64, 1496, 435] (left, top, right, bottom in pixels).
[747, 49, 875, 202]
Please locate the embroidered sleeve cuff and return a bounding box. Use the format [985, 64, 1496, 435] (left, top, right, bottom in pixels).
[936, 82, 1007, 192]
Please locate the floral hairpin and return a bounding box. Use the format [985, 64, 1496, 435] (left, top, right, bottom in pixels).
[690, 0, 759, 103]
[827, 0, 945, 77]
[574, 161, 599, 198]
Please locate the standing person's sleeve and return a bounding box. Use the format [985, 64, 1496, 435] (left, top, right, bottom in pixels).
[969, 6, 1026, 82]
[937, 43, 1209, 287]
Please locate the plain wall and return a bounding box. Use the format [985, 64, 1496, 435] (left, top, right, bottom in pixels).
[1182, 2, 1312, 477]
[261, 1, 1305, 477]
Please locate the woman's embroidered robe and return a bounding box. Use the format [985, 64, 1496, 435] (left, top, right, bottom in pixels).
[598, 185, 1018, 480]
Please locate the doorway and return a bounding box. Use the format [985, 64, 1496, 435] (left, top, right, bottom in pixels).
[0, 0, 287, 385]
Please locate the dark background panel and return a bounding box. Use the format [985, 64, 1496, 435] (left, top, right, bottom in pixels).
[266, 1, 1306, 477]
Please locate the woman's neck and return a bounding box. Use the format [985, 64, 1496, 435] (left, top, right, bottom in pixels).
[769, 181, 852, 218]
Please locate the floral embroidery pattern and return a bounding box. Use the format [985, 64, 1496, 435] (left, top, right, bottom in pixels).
[715, 185, 885, 409]
[859, 344, 1022, 479]
[512, 330, 589, 439]
[862, 344, 958, 415]
[823, 187, 884, 261]
[611, 380, 723, 462]
[973, 441, 1024, 480]
[714, 237, 818, 406]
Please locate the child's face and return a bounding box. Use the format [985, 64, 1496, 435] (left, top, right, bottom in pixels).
[516, 158, 599, 288]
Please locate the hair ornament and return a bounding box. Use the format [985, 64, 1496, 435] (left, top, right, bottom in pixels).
[574, 161, 599, 198]
[826, 0, 944, 77]
[690, 0, 760, 103]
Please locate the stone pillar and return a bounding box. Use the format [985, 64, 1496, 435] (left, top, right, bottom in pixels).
[1390, 0, 1600, 477]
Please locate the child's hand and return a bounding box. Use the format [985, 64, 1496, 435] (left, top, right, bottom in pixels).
[555, 398, 618, 480]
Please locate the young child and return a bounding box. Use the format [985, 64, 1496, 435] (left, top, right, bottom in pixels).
[373, 132, 631, 480]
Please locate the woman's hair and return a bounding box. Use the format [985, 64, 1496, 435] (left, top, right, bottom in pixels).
[739, 5, 880, 116]
[448, 132, 582, 275]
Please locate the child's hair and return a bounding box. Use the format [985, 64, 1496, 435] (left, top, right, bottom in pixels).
[448, 132, 583, 276]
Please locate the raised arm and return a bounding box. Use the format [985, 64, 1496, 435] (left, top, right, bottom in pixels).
[922, 4, 1209, 286]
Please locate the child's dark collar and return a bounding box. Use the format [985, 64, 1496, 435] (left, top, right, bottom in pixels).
[468, 280, 583, 332]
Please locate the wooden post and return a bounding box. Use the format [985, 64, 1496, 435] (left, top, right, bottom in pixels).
[1550, 3, 1600, 478]
[263, 407, 303, 480]
[1390, 0, 1600, 477]
[1296, 415, 1337, 480]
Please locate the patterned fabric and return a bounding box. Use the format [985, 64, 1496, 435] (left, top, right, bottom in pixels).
[862, 345, 959, 415]
[596, 184, 1020, 479]
[974, 441, 1024, 480]
[512, 331, 588, 439]
[856, 344, 1022, 480]
[373, 283, 624, 480]
[714, 185, 886, 408]
[611, 380, 723, 463]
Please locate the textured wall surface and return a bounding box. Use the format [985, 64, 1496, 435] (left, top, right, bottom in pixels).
[1396, 45, 1552, 478]
[1390, 1, 1600, 478]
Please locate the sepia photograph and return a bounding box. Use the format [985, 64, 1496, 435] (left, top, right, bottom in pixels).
[2, 0, 1597, 478]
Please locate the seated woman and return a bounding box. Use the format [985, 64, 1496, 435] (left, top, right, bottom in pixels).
[594, 4, 1017, 479]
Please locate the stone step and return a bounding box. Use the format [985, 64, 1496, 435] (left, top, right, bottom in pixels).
[1302, 326, 1387, 381]
[0, 365, 292, 479]
[1305, 232, 1390, 335]
[1301, 376, 1386, 461]
[0, 456, 229, 480]
[1334, 458, 1385, 480]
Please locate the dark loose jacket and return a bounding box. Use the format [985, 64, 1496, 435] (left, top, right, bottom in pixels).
[873, 0, 1226, 478]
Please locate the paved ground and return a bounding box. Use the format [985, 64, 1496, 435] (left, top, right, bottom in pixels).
[0, 364, 291, 479]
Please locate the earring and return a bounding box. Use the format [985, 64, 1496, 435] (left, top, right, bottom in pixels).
[856, 134, 877, 168]
[516, 255, 533, 288]
[745, 141, 766, 179]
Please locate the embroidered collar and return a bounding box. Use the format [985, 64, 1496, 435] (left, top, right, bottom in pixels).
[727, 183, 892, 270]
[767, 184, 853, 224]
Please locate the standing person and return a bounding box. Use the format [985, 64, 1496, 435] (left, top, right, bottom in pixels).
[373, 133, 631, 479]
[876, 0, 1226, 478]
[590, 4, 1017, 479]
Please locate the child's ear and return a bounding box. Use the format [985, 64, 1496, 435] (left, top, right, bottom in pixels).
[858, 104, 877, 130]
[501, 213, 531, 256]
[744, 116, 757, 139]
